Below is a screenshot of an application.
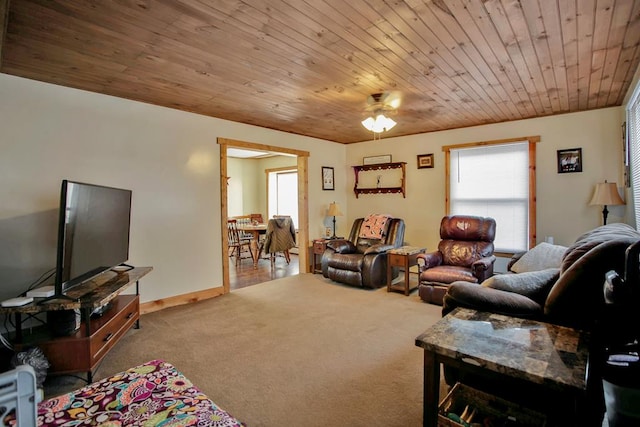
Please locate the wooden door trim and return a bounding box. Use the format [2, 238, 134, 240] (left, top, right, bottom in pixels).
[218, 138, 309, 293]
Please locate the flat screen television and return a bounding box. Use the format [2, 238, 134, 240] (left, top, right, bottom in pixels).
[52, 180, 132, 298]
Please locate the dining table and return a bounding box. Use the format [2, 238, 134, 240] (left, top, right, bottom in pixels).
[237, 223, 267, 268]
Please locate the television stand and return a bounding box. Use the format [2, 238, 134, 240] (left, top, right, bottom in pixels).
[0, 266, 152, 383]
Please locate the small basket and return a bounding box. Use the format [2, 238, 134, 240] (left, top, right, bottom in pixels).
[438, 383, 546, 427]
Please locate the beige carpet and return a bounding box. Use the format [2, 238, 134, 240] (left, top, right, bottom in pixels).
[45, 273, 443, 426]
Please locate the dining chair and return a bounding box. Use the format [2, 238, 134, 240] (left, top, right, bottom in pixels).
[262, 216, 296, 268]
[227, 219, 254, 266]
[231, 215, 254, 240]
[250, 213, 264, 224]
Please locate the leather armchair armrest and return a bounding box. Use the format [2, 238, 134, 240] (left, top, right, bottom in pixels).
[416, 251, 443, 270]
[472, 256, 496, 282]
[472, 255, 496, 274]
[326, 239, 356, 254]
[363, 244, 394, 255]
[442, 281, 543, 319]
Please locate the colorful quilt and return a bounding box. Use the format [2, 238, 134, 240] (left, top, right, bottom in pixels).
[358, 214, 392, 239]
[36, 360, 244, 426]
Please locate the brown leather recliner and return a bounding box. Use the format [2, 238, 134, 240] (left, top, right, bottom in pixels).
[418, 215, 496, 305]
[321, 216, 405, 289]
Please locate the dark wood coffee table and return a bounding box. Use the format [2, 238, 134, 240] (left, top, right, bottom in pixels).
[415, 308, 592, 427]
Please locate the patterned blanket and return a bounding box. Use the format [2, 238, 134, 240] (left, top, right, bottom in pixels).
[358, 214, 392, 239]
[36, 360, 244, 426]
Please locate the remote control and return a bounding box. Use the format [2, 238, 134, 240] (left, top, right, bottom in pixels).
[1, 296, 34, 307]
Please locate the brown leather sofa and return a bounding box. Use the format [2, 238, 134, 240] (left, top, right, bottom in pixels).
[441, 223, 640, 423]
[417, 215, 496, 305]
[321, 216, 405, 289]
[443, 223, 640, 330]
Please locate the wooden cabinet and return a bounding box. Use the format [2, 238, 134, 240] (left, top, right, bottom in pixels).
[4, 266, 152, 382]
[386, 246, 426, 295]
[352, 162, 406, 198]
[311, 239, 330, 273]
[36, 295, 139, 378]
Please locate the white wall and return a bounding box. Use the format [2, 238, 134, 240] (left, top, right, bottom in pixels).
[0, 71, 627, 303]
[0, 73, 346, 303]
[346, 107, 627, 253]
[227, 155, 300, 222]
[227, 157, 245, 216]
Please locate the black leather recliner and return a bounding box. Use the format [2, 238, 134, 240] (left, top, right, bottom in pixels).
[321, 216, 405, 289]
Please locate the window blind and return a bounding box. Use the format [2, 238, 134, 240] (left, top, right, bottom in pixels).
[450, 143, 529, 252]
[629, 95, 640, 229]
[268, 170, 298, 228]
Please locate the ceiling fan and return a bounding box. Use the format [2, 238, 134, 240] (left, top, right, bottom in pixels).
[361, 91, 402, 133]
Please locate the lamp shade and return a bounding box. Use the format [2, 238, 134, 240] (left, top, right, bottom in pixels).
[361, 113, 396, 133]
[328, 202, 343, 216]
[589, 182, 625, 206]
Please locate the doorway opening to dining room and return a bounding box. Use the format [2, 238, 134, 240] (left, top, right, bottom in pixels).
[218, 138, 309, 293]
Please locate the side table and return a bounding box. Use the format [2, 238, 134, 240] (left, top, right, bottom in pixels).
[311, 239, 330, 273]
[387, 246, 425, 295]
[415, 308, 592, 427]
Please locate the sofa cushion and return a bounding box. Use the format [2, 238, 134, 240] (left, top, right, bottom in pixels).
[483, 268, 560, 305]
[510, 242, 567, 273]
[420, 265, 478, 284]
[444, 281, 543, 318]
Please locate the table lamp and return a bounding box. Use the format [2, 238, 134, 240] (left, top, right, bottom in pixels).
[327, 202, 343, 239]
[589, 181, 625, 225]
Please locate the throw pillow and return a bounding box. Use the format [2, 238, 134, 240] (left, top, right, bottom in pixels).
[483, 268, 560, 305]
[511, 242, 567, 273]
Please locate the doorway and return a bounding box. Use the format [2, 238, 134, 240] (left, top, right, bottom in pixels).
[218, 138, 309, 294]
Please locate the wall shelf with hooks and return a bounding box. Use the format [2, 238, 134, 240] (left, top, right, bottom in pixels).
[352, 162, 406, 198]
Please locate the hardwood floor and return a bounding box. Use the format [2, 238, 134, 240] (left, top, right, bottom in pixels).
[229, 253, 300, 290]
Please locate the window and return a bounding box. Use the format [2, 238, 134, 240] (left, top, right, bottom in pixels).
[444, 137, 538, 252]
[267, 169, 298, 228]
[627, 89, 640, 229]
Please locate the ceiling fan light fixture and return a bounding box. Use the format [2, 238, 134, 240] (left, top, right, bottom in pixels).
[361, 113, 396, 133]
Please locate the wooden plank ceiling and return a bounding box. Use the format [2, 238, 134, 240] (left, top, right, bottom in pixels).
[2, 0, 640, 144]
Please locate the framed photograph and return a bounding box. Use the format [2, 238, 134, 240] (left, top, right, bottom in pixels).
[417, 153, 434, 169]
[363, 154, 392, 165]
[322, 166, 334, 190]
[557, 148, 582, 173]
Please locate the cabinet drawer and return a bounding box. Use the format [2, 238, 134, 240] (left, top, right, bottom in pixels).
[89, 295, 139, 363]
[388, 253, 406, 267]
[313, 240, 328, 254]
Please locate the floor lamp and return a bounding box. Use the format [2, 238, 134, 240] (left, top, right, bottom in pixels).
[327, 202, 343, 239]
[590, 181, 625, 225]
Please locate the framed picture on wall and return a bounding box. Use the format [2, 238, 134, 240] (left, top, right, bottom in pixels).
[363, 154, 392, 165]
[417, 153, 434, 169]
[557, 148, 582, 173]
[322, 166, 334, 190]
